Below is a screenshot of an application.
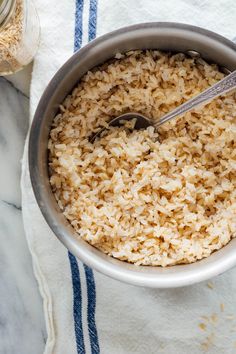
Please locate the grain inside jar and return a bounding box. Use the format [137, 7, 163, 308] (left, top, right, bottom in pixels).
[0, 0, 40, 75]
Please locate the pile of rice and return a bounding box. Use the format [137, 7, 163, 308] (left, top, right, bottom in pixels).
[48, 50, 236, 266]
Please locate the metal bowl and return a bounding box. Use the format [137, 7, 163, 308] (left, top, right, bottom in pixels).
[29, 22, 236, 288]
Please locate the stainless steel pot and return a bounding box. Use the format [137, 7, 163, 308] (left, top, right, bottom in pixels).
[29, 23, 236, 288]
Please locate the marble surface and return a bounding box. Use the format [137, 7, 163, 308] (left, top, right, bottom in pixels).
[0, 76, 46, 354]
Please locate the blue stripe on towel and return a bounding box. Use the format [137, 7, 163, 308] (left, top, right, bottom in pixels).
[69, 2, 85, 354]
[88, 0, 98, 41]
[84, 265, 100, 354]
[69, 252, 85, 354]
[74, 0, 84, 51]
[70, 1, 99, 353]
[85, 2, 100, 352]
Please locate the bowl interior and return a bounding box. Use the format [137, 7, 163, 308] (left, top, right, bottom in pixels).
[29, 23, 236, 287]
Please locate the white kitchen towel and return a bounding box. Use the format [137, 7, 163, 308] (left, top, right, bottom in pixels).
[21, 1, 236, 353]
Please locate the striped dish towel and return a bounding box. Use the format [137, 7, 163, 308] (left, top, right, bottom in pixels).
[21, 1, 236, 353]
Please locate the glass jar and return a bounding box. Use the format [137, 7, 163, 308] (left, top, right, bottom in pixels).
[0, 0, 40, 75]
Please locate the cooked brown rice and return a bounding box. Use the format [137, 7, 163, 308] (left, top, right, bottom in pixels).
[48, 50, 236, 266]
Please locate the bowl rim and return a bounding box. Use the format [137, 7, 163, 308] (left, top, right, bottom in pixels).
[29, 22, 236, 288]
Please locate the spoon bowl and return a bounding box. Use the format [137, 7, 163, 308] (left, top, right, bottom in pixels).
[91, 112, 151, 142]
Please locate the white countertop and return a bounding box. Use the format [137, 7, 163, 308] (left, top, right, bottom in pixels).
[0, 66, 46, 354]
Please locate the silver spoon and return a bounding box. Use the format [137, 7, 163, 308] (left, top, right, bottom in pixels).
[91, 70, 236, 142]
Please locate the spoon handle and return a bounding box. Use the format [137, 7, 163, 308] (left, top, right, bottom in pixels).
[154, 70, 236, 128]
